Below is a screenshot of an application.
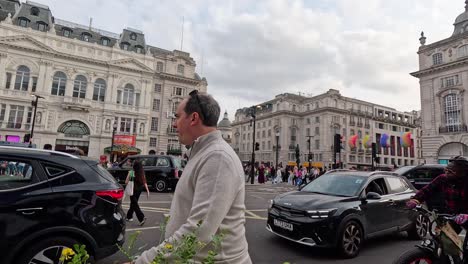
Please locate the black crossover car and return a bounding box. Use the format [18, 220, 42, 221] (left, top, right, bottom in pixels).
[267, 171, 426, 258]
[108, 154, 183, 192]
[0, 146, 125, 264]
[394, 164, 446, 211]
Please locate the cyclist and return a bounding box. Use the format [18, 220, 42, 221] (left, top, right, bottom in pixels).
[407, 156, 468, 257]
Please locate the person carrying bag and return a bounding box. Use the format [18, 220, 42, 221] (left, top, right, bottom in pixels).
[125, 160, 150, 225]
[125, 170, 135, 197]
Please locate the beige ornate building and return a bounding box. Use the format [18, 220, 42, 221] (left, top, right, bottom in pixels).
[232, 89, 422, 169]
[217, 111, 232, 144]
[0, 0, 207, 158]
[411, 1, 468, 164]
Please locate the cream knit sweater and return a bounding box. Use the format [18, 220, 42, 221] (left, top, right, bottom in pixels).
[136, 130, 251, 264]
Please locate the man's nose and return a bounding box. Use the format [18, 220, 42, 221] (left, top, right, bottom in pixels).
[172, 120, 177, 128]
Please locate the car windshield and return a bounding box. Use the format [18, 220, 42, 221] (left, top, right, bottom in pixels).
[172, 157, 183, 169]
[301, 174, 367, 197]
[394, 166, 416, 175]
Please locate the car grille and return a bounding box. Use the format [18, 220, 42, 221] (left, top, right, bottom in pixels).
[273, 204, 306, 217]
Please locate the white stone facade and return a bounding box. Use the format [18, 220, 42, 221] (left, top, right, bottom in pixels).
[0, 19, 206, 158]
[411, 3, 468, 164]
[232, 89, 422, 169]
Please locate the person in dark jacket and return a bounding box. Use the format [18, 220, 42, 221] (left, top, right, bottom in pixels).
[126, 160, 150, 225]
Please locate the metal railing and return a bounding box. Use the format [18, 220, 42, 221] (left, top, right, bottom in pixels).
[439, 124, 467, 133]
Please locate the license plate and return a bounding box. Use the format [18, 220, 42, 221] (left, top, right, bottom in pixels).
[273, 219, 293, 231]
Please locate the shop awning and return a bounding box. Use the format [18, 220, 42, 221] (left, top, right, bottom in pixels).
[104, 145, 141, 155]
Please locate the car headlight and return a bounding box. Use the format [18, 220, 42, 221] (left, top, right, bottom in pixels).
[306, 208, 337, 219]
[269, 199, 274, 209]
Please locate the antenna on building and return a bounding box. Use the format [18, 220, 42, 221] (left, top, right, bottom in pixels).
[180, 16, 184, 50]
[89, 17, 93, 30]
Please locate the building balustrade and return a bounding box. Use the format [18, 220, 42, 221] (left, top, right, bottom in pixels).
[439, 124, 467, 133]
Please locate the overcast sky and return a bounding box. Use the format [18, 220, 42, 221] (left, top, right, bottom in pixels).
[38, 0, 464, 120]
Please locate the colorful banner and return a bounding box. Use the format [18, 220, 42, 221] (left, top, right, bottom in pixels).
[348, 135, 358, 148]
[400, 132, 412, 148]
[114, 135, 136, 147]
[362, 135, 373, 149]
[380, 134, 390, 148]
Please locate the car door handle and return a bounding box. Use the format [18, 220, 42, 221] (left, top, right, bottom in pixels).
[16, 207, 43, 215]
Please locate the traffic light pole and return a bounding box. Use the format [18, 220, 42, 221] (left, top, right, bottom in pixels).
[250, 107, 257, 184]
[371, 142, 376, 171]
[306, 136, 313, 173]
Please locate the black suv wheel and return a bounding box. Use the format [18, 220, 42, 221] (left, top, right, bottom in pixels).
[338, 220, 363, 258]
[16, 236, 92, 264]
[154, 178, 167, 192]
[407, 213, 429, 240]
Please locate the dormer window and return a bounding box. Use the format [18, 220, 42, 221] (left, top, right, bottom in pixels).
[18, 17, 29, 27]
[62, 28, 72, 37]
[81, 32, 92, 42]
[100, 37, 110, 46]
[121, 42, 130, 51]
[135, 45, 144, 54]
[130, 33, 137, 40]
[30, 7, 39, 16]
[37, 22, 47, 32]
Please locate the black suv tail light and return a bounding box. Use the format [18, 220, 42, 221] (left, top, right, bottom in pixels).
[96, 189, 124, 201]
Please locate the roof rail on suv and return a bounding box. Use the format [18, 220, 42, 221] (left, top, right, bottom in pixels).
[324, 169, 355, 174]
[369, 171, 398, 176]
[0, 146, 79, 159]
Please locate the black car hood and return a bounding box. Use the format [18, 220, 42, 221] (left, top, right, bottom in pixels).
[276, 191, 356, 210]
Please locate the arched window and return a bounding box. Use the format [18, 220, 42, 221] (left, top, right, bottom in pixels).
[130, 33, 137, 40]
[121, 42, 130, 51]
[73, 75, 87, 98]
[62, 28, 72, 37]
[30, 7, 39, 16]
[18, 17, 29, 27]
[177, 64, 184, 75]
[81, 32, 92, 42]
[135, 45, 144, 54]
[120, 83, 134, 105]
[37, 21, 47, 32]
[51, 71, 67, 96]
[93, 78, 106, 102]
[100, 37, 110, 46]
[444, 93, 462, 132]
[14, 65, 30, 91]
[433, 53, 443, 65]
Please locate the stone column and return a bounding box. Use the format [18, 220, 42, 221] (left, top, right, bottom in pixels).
[0, 53, 8, 88]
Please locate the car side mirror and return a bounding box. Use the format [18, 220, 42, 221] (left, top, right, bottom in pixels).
[366, 192, 381, 200]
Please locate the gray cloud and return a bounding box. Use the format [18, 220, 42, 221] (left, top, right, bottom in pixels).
[39, 0, 464, 120]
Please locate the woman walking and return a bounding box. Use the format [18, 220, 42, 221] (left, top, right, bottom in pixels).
[126, 160, 150, 225]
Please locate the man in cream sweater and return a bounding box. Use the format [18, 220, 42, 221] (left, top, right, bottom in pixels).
[130, 91, 251, 264]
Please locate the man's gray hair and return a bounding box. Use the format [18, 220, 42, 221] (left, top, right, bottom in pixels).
[184, 92, 220, 127]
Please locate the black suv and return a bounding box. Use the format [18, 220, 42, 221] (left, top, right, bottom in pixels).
[108, 154, 183, 192]
[0, 146, 125, 264]
[394, 164, 446, 211]
[267, 171, 425, 258]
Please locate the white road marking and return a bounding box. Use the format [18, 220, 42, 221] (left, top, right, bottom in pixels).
[126, 226, 161, 232]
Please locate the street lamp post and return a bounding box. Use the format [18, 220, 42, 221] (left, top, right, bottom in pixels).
[275, 130, 280, 171]
[110, 122, 118, 162]
[30, 94, 44, 145]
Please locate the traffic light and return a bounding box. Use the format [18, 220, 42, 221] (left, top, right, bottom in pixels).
[308, 153, 312, 160]
[333, 134, 341, 153]
[371, 143, 377, 157]
[255, 142, 260, 151]
[23, 133, 31, 143]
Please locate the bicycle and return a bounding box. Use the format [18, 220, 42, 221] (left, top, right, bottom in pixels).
[393, 206, 466, 264]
